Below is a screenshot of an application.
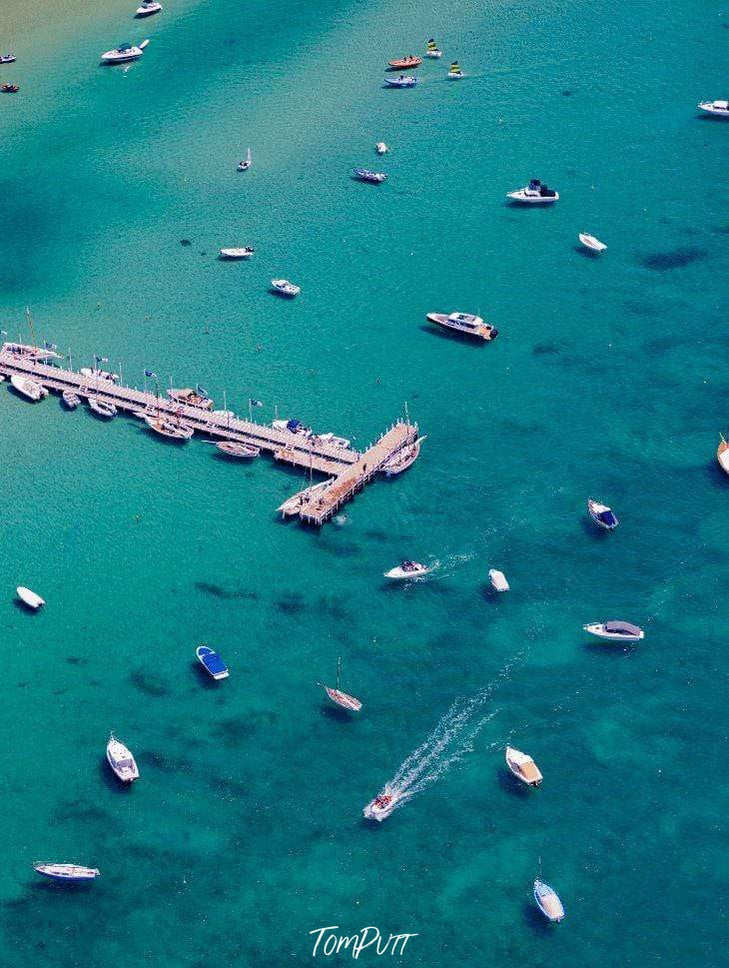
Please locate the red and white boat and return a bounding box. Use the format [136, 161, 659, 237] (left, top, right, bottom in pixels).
[363, 786, 401, 821]
[388, 56, 422, 70]
[322, 658, 362, 712]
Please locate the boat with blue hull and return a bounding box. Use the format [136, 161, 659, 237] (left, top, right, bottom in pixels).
[196, 645, 229, 680]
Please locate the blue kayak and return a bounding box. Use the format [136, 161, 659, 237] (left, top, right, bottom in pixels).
[196, 645, 229, 680]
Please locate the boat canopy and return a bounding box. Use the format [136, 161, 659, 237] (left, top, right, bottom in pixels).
[605, 620, 641, 635]
[598, 508, 617, 525]
[203, 651, 227, 674]
[118, 43, 132, 50]
[286, 419, 301, 431]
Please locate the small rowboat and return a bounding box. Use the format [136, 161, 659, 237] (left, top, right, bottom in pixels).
[321, 657, 362, 712]
[17, 586, 45, 610]
[588, 498, 618, 530]
[106, 733, 139, 782]
[353, 167, 387, 183]
[34, 864, 100, 882]
[388, 56, 422, 70]
[384, 75, 417, 88]
[196, 644, 229, 680]
[505, 746, 542, 787]
[87, 397, 117, 418]
[216, 440, 260, 458]
[384, 560, 431, 580]
[363, 786, 401, 821]
[718, 435, 729, 474]
[533, 879, 565, 922]
[220, 247, 254, 259]
[579, 233, 607, 252]
[489, 569, 510, 592]
[62, 390, 81, 409]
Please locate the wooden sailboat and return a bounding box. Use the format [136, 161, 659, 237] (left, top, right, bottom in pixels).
[381, 402, 425, 476]
[321, 657, 362, 712]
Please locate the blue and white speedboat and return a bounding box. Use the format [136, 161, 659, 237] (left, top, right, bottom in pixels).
[384, 75, 417, 88]
[533, 879, 565, 922]
[34, 863, 100, 882]
[587, 498, 618, 530]
[196, 645, 229, 680]
[353, 168, 387, 183]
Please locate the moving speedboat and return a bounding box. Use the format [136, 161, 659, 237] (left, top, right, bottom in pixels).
[583, 621, 644, 643]
[718, 435, 729, 474]
[167, 387, 213, 410]
[216, 440, 260, 458]
[381, 436, 425, 475]
[271, 279, 301, 297]
[363, 786, 400, 821]
[322, 658, 362, 712]
[237, 148, 252, 171]
[10, 374, 46, 401]
[62, 390, 81, 409]
[101, 39, 149, 63]
[144, 414, 194, 440]
[384, 75, 417, 88]
[426, 311, 498, 341]
[579, 233, 607, 252]
[34, 863, 100, 882]
[375, 142, 388, 154]
[448, 61, 463, 79]
[220, 247, 254, 259]
[533, 880, 565, 922]
[384, 560, 430, 580]
[388, 56, 422, 70]
[489, 569, 510, 592]
[698, 99, 729, 117]
[505, 746, 542, 786]
[1, 83, 19, 93]
[17, 586, 45, 610]
[106, 733, 139, 782]
[0, 55, 16, 65]
[87, 397, 117, 418]
[353, 168, 387, 183]
[135, 1, 162, 16]
[196, 644, 229, 680]
[426, 39, 442, 58]
[507, 179, 559, 204]
[588, 498, 618, 530]
[80, 367, 119, 383]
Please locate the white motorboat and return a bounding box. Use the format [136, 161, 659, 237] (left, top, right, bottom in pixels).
[0, 54, 17, 65]
[62, 390, 81, 409]
[318, 432, 351, 449]
[375, 142, 389, 154]
[384, 560, 431, 580]
[426, 311, 498, 341]
[533, 880, 565, 922]
[10, 374, 46, 401]
[718, 435, 729, 475]
[579, 233, 607, 252]
[144, 413, 194, 440]
[237, 148, 252, 171]
[583, 621, 644, 643]
[271, 279, 301, 297]
[321, 658, 362, 712]
[507, 179, 559, 204]
[353, 167, 387, 183]
[220, 247, 254, 259]
[167, 387, 213, 410]
[381, 435, 425, 476]
[80, 367, 119, 383]
[363, 786, 401, 821]
[34, 863, 100, 882]
[489, 569, 510, 592]
[216, 440, 260, 458]
[272, 418, 310, 435]
[135, 1, 162, 16]
[106, 733, 139, 782]
[698, 99, 729, 117]
[505, 746, 542, 787]
[17, 586, 45, 610]
[87, 397, 117, 418]
[587, 498, 618, 530]
[101, 39, 149, 63]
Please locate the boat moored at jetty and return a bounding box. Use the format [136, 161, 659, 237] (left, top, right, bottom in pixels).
[353, 168, 387, 183]
[698, 99, 729, 117]
[718, 435, 729, 474]
[278, 479, 333, 516]
[101, 39, 149, 63]
[381, 435, 425, 476]
[62, 390, 81, 409]
[216, 440, 260, 458]
[583, 621, 644, 643]
[17, 586, 45, 610]
[196, 645, 229, 680]
[87, 397, 117, 418]
[388, 56, 421, 70]
[426, 311, 498, 341]
[588, 498, 618, 530]
[220, 247, 254, 259]
[10, 374, 47, 401]
[363, 787, 401, 821]
[507, 179, 559, 204]
[533, 880, 565, 922]
[34, 863, 100, 882]
[384, 75, 417, 88]
[489, 569, 510, 592]
[167, 387, 213, 410]
[505, 746, 542, 786]
[80, 366, 119, 383]
[271, 279, 301, 297]
[321, 657, 362, 712]
[106, 733, 139, 782]
[579, 233, 607, 252]
[426, 39, 442, 58]
[144, 413, 194, 440]
[135, 1, 162, 16]
[384, 560, 430, 580]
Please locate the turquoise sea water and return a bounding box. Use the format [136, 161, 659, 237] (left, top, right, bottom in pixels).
[1, 0, 728, 965]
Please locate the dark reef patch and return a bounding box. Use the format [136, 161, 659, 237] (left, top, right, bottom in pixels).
[275, 593, 306, 615]
[532, 342, 560, 356]
[639, 247, 707, 271]
[195, 581, 259, 601]
[130, 670, 170, 698]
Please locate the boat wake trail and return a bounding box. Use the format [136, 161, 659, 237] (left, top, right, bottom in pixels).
[384, 655, 524, 813]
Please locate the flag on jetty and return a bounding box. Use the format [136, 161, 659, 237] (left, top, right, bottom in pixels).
[96, 355, 109, 363]
[197, 384, 209, 397]
[250, 398, 263, 408]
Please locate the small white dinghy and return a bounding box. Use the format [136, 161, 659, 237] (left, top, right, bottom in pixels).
[17, 586, 45, 610]
[375, 142, 389, 154]
[533, 879, 565, 922]
[106, 733, 139, 782]
[717, 435, 729, 474]
[579, 233, 607, 253]
[505, 746, 542, 787]
[489, 569, 510, 592]
[10, 374, 46, 401]
[384, 560, 431, 580]
[363, 786, 401, 821]
[583, 620, 644, 643]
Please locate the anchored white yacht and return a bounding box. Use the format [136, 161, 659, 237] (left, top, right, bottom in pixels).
[106, 734, 139, 782]
[101, 39, 149, 63]
[135, 1, 162, 16]
[698, 99, 729, 117]
[426, 311, 498, 341]
[507, 179, 559, 204]
[583, 621, 644, 643]
[384, 560, 431, 580]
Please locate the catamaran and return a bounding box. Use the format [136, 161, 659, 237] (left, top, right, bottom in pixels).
[321, 657, 362, 712]
[34, 863, 100, 882]
[10, 374, 47, 401]
[505, 746, 542, 787]
[237, 148, 252, 171]
[363, 786, 401, 821]
[101, 39, 149, 63]
[448, 61, 463, 78]
[426, 39, 442, 58]
[106, 733, 140, 782]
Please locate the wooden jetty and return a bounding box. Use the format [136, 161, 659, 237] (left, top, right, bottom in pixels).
[0, 345, 420, 525]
